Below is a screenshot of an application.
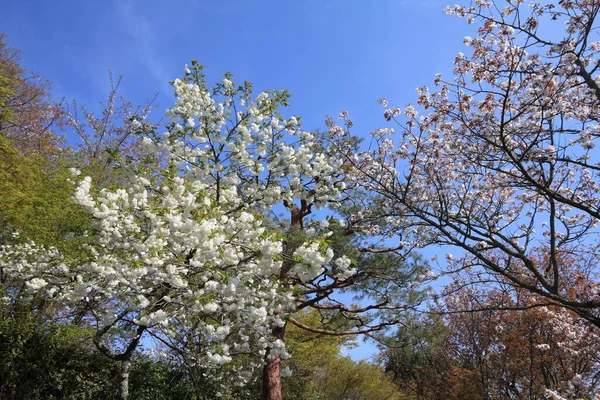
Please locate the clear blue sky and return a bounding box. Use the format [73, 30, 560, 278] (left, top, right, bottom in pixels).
[1, 0, 473, 360]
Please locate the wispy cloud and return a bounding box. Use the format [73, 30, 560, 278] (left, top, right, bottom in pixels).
[116, 0, 173, 96]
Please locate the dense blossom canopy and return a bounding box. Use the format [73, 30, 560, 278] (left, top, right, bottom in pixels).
[0, 63, 353, 388]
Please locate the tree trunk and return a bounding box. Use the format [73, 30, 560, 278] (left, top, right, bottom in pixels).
[120, 358, 131, 400]
[262, 325, 285, 400]
[262, 352, 282, 400]
[93, 324, 144, 400]
[262, 200, 308, 399]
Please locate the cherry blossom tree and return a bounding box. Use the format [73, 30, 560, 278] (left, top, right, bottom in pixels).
[157, 64, 429, 400]
[347, 0, 600, 330]
[0, 63, 344, 399]
[1, 61, 431, 399]
[65, 70, 158, 187]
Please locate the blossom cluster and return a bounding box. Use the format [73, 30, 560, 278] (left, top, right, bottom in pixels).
[345, 0, 600, 327]
[0, 65, 354, 384]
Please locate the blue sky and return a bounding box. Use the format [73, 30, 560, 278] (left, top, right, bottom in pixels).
[1, 0, 474, 360]
[1, 0, 472, 134]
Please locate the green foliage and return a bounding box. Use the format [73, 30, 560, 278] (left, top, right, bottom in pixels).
[0, 301, 121, 400]
[0, 299, 234, 400]
[128, 358, 212, 400]
[0, 34, 20, 126]
[384, 316, 441, 394]
[313, 357, 405, 400]
[383, 315, 483, 400]
[281, 311, 405, 400]
[0, 136, 90, 250]
[282, 311, 346, 398]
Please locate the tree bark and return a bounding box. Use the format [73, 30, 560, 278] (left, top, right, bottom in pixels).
[262, 200, 309, 399]
[120, 358, 131, 400]
[262, 325, 285, 400]
[93, 324, 145, 400]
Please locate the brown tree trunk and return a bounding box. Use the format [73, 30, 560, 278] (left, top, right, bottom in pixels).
[262, 356, 282, 399]
[262, 200, 309, 399]
[262, 325, 285, 400]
